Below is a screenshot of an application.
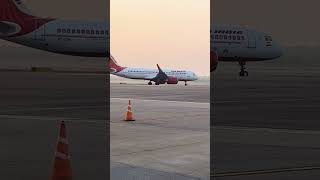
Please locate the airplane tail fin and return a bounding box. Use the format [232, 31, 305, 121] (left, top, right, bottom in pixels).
[108, 55, 126, 73]
[0, 0, 52, 37]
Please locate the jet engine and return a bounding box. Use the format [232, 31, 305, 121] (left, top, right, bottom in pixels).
[166, 76, 178, 84]
[0, 21, 21, 37]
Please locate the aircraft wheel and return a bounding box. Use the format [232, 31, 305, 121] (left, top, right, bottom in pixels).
[239, 71, 245, 76]
[244, 71, 249, 76]
[155, 82, 160, 85]
[148, 82, 152, 85]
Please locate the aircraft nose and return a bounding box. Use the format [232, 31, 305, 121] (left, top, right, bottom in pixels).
[194, 74, 198, 80]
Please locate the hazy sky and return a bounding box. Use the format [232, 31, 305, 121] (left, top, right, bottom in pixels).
[19, 0, 210, 75]
[111, 0, 210, 76]
[11, 1, 320, 75]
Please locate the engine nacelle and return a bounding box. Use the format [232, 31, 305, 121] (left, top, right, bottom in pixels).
[0, 21, 21, 37]
[211, 50, 218, 72]
[167, 76, 178, 84]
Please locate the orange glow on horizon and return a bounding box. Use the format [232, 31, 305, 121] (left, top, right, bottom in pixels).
[111, 0, 210, 76]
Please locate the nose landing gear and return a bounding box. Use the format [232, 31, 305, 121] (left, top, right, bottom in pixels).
[239, 61, 249, 77]
[148, 81, 152, 85]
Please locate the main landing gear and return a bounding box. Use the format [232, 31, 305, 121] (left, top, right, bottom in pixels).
[185, 81, 187, 86]
[147, 81, 160, 85]
[238, 61, 249, 77]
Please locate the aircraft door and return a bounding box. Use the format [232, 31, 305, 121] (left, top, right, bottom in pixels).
[247, 30, 256, 48]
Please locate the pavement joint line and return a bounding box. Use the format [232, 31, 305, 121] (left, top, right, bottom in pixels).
[212, 125, 320, 135]
[111, 121, 209, 132]
[212, 98, 320, 104]
[112, 140, 208, 157]
[0, 114, 107, 123]
[211, 165, 320, 177]
[111, 98, 210, 105]
[0, 105, 108, 112]
[111, 161, 205, 180]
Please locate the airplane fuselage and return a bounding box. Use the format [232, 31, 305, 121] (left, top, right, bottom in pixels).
[211, 25, 282, 62]
[112, 67, 198, 82]
[2, 20, 109, 57]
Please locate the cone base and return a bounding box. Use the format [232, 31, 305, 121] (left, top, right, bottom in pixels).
[124, 119, 135, 121]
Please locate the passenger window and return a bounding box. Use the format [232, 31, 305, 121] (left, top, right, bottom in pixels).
[62, 29, 66, 33]
[91, 30, 94, 34]
[228, 35, 232, 40]
[96, 30, 100, 34]
[100, 30, 104, 34]
[105, 30, 109, 35]
[86, 30, 90, 34]
[67, 29, 70, 33]
[77, 29, 80, 34]
[81, 29, 85, 34]
[233, 36, 236, 40]
[57, 28, 61, 33]
[72, 29, 75, 34]
[241, 36, 245, 40]
[237, 36, 240, 40]
[224, 35, 227, 40]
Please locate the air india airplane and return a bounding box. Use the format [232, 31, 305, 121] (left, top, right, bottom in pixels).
[211, 25, 283, 76]
[109, 56, 198, 86]
[0, 0, 109, 57]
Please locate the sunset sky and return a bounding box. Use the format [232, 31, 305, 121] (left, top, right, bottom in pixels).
[111, 0, 210, 76]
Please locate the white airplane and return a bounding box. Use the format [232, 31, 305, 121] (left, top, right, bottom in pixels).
[211, 25, 283, 76]
[0, 0, 108, 57]
[109, 56, 198, 86]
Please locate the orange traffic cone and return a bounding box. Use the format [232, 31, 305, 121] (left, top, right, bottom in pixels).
[51, 121, 72, 180]
[125, 100, 135, 121]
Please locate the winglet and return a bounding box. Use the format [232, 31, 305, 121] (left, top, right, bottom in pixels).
[156, 64, 163, 73]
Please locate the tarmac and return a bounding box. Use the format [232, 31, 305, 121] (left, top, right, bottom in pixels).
[110, 84, 210, 180]
[0, 71, 210, 180]
[2, 62, 320, 180]
[212, 64, 320, 180]
[0, 71, 108, 180]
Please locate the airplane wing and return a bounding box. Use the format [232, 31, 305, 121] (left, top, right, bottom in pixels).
[144, 74, 157, 80]
[151, 64, 168, 84]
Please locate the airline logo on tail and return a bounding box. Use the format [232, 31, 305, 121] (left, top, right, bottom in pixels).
[108, 55, 126, 73]
[0, 0, 53, 37]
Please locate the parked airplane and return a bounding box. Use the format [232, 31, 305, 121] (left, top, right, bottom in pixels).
[109, 56, 198, 86]
[211, 25, 283, 76]
[0, 0, 109, 57]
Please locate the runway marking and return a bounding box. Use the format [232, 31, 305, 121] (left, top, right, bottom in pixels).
[111, 98, 209, 105]
[212, 165, 320, 177]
